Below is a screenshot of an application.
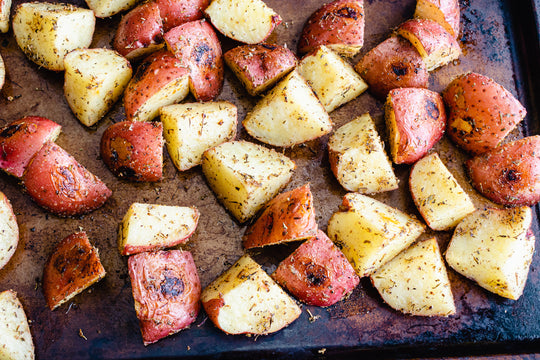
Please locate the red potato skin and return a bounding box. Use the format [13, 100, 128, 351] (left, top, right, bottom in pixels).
[164, 20, 223, 102]
[443, 72, 527, 155]
[385, 88, 446, 164]
[224, 44, 297, 96]
[243, 184, 317, 249]
[154, 0, 209, 31]
[298, 0, 364, 57]
[415, 0, 460, 38]
[398, 19, 458, 55]
[0, 116, 61, 178]
[466, 136, 540, 206]
[355, 36, 429, 100]
[272, 230, 359, 307]
[128, 250, 201, 346]
[100, 121, 163, 182]
[22, 142, 112, 217]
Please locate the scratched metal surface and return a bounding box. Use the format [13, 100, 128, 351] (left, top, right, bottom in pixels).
[0, 0, 538, 359]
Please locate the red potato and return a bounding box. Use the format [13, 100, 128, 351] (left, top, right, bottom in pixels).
[100, 121, 163, 182]
[385, 88, 446, 164]
[355, 36, 429, 100]
[466, 136, 540, 207]
[0, 116, 62, 178]
[415, 0, 460, 38]
[155, 0, 209, 31]
[443, 72, 527, 154]
[0, 0, 10, 33]
[243, 184, 317, 249]
[128, 250, 201, 345]
[164, 20, 223, 102]
[224, 44, 297, 96]
[298, 0, 364, 57]
[42, 232, 106, 310]
[272, 230, 359, 307]
[22, 142, 112, 217]
[0, 191, 18, 272]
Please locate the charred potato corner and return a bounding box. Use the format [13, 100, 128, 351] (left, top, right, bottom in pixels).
[0, 0, 539, 357]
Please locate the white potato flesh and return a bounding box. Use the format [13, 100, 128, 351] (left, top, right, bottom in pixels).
[85, 0, 141, 18]
[0, 0, 11, 33]
[161, 101, 237, 171]
[0, 191, 18, 271]
[0, 53, 4, 90]
[445, 206, 535, 300]
[0, 290, 34, 360]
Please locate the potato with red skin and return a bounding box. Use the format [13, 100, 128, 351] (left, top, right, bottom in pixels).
[155, 0, 209, 31]
[243, 184, 317, 249]
[298, 0, 364, 57]
[164, 20, 223, 102]
[385, 88, 446, 164]
[23, 142, 112, 217]
[415, 0, 460, 38]
[443, 72, 526, 155]
[100, 121, 163, 182]
[128, 250, 201, 346]
[224, 44, 297, 96]
[355, 36, 429, 100]
[272, 230, 359, 307]
[466, 136, 540, 207]
[0, 116, 62, 178]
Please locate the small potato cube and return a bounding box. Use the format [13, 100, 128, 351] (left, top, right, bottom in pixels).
[327, 192, 425, 277]
[371, 238, 456, 317]
[85, 0, 140, 18]
[328, 113, 398, 194]
[201, 141, 295, 223]
[0, 290, 34, 360]
[160, 101, 237, 171]
[297, 45, 368, 112]
[12, 2, 95, 71]
[0, 191, 18, 272]
[0, 0, 10, 33]
[414, 0, 460, 38]
[201, 254, 301, 335]
[445, 206, 535, 300]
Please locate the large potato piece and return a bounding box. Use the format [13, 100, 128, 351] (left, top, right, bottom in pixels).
[243, 70, 332, 147]
[414, 0, 460, 38]
[12, 2, 95, 71]
[443, 72, 526, 154]
[0, 290, 34, 360]
[298, 0, 364, 57]
[466, 136, 540, 206]
[204, 0, 281, 44]
[201, 141, 295, 223]
[155, 0, 209, 31]
[0, 191, 18, 272]
[0, 0, 9, 33]
[160, 101, 237, 171]
[297, 45, 368, 112]
[328, 193, 425, 277]
[371, 238, 455, 317]
[201, 254, 301, 335]
[85, 0, 140, 18]
[64, 48, 132, 127]
[328, 113, 398, 194]
[446, 207, 535, 300]
[410, 153, 475, 231]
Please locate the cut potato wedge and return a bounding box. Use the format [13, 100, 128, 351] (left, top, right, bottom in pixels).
[0, 0, 10, 33]
[445, 207, 535, 300]
[414, 0, 460, 38]
[0, 290, 34, 360]
[155, 0, 209, 31]
[85, 0, 140, 18]
[0, 191, 18, 272]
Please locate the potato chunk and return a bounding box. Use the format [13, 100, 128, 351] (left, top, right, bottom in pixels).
[0, 290, 34, 360]
[85, 0, 140, 18]
[0, 191, 18, 271]
[0, 53, 4, 90]
[414, 0, 460, 38]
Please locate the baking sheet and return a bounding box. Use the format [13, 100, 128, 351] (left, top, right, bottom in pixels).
[0, 0, 539, 358]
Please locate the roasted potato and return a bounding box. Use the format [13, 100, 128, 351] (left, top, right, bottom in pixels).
[371, 237, 456, 317]
[414, 0, 460, 38]
[85, 0, 140, 18]
[204, 0, 281, 44]
[155, 0, 209, 31]
[272, 230, 359, 307]
[354, 36, 429, 100]
[443, 72, 527, 154]
[12, 2, 95, 71]
[100, 121, 163, 182]
[201, 141, 295, 223]
[385, 88, 446, 164]
[119, 203, 200, 255]
[160, 101, 237, 171]
[466, 136, 540, 206]
[445, 206, 535, 300]
[0, 191, 18, 272]
[327, 192, 425, 277]
[224, 44, 297, 96]
[243, 184, 317, 249]
[0, 290, 34, 360]
[124, 50, 190, 123]
[64, 48, 133, 127]
[0, 0, 9, 33]
[0, 53, 4, 90]
[128, 250, 201, 345]
[23, 142, 112, 217]
[243, 70, 332, 147]
[297, 45, 368, 112]
[201, 254, 301, 335]
[298, 0, 364, 57]
[0, 116, 62, 178]
[328, 113, 398, 194]
[42, 232, 106, 310]
[164, 20, 223, 102]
